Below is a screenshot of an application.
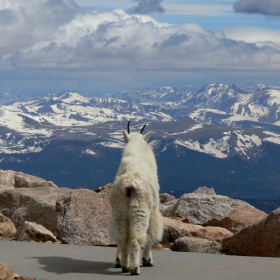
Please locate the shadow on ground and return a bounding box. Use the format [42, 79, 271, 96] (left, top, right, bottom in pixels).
[31, 256, 127, 276]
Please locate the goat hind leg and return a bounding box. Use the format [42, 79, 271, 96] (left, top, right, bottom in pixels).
[120, 241, 130, 273]
[142, 242, 153, 267]
[130, 238, 142, 275]
[142, 209, 163, 267]
[115, 247, 121, 268]
[115, 240, 130, 272]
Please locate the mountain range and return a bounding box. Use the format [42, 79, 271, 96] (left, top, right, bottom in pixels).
[1, 82, 280, 202]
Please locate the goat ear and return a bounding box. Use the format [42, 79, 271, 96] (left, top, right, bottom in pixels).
[123, 130, 130, 143]
[143, 131, 153, 142]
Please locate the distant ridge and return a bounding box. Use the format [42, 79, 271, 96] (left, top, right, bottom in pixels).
[1, 82, 280, 199]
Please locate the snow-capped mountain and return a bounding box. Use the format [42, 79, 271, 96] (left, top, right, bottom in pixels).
[113, 82, 280, 129]
[175, 83, 280, 128]
[1, 82, 280, 199]
[0, 91, 172, 135]
[114, 85, 196, 104]
[1, 83, 280, 156]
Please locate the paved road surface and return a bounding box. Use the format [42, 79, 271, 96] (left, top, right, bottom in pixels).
[1, 240, 280, 280]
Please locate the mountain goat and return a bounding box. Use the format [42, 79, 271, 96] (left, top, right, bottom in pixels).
[109, 121, 163, 275]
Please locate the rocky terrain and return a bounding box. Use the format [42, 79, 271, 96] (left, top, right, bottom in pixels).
[2, 83, 280, 201]
[1, 169, 280, 278]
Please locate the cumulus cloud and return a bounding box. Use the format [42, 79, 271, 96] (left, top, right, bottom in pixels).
[0, 9, 17, 26]
[0, 1, 280, 93]
[233, 0, 280, 16]
[0, 0, 79, 54]
[129, 0, 165, 14]
[221, 26, 280, 44]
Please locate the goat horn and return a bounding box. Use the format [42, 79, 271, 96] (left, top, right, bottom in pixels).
[127, 121, 130, 134]
[140, 123, 146, 134]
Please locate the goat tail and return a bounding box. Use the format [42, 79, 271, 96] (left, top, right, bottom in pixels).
[123, 179, 139, 197]
[147, 208, 164, 244]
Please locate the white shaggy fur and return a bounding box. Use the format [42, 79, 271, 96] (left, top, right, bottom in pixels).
[109, 126, 163, 275]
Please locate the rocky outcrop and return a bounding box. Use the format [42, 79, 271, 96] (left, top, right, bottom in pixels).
[0, 213, 16, 240]
[165, 187, 253, 225]
[56, 184, 113, 246]
[222, 207, 280, 257]
[0, 262, 34, 280]
[0, 169, 56, 189]
[15, 221, 58, 243]
[0, 262, 18, 280]
[0, 187, 71, 234]
[14, 175, 57, 188]
[159, 199, 178, 217]
[163, 217, 232, 244]
[159, 193, 176, 203]
[169, 216, 196, 224]
[206, 208, 268, 233]
[193, 186, 216, 195]
[0, 184, 8, 190]
[172, 237, 221, 254]
[2, 169, 275, 258]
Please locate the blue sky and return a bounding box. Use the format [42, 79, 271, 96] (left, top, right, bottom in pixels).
[81, 0, 280, 29]
[0, 0, 280, 96]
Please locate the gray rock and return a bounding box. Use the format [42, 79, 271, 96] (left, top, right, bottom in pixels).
[159, 193, 176, 203]
[159, 199, 178, 217]
[0, 262, 18, 280]
[222, 207, 280, 257]
[162, 217, 232, 244]
[0, 169, 50, 189]
[0, 187, 71, 234]
[206, 208, 268, 233]
[173, 237, 222, 254]
[15, 221, 58, 243]
[168, 189, 253, 225]
[193, 186, 216, 195]
[56, 185, 113, 246]
[0, 213, 16, 239]
[0, 184, 7, 190]
[14, 175, 57, 188]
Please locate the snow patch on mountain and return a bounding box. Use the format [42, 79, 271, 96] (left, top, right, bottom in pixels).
[59, 92, 90, 104]
[83, 149, 97, 156]
[167, 124, 204, 136]
[108, 132, 124, 140]
[232, 132, 262, 158]
[150, 140, 161, 150]
[266, 90, 280, 106]
[0, 109, 53, 136]
[174, 130, 262, 159]
[0, 135, 45, 154]
[263, 131, 280, 145]
[175, 139, 228, 158]
[98, 141, 124, 149]
[190, 108, 227, 121]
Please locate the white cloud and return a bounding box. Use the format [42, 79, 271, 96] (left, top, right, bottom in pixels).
[220, 26, 280, 44]
[164, 2, 232, 16]
[75, 0, 131, 10]
[0, 0, 79, 56]
[129, 0, 165, 14]
[233, 0, 280, 16]
[75, 0, 234, 17]
[0, 1, 280, 94]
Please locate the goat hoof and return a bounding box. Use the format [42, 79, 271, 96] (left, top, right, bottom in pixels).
[130, 266, 140, 275]
[122, 266, 130, 273]
[142, 258, 154, 267]
[115, 257, 121, 268]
